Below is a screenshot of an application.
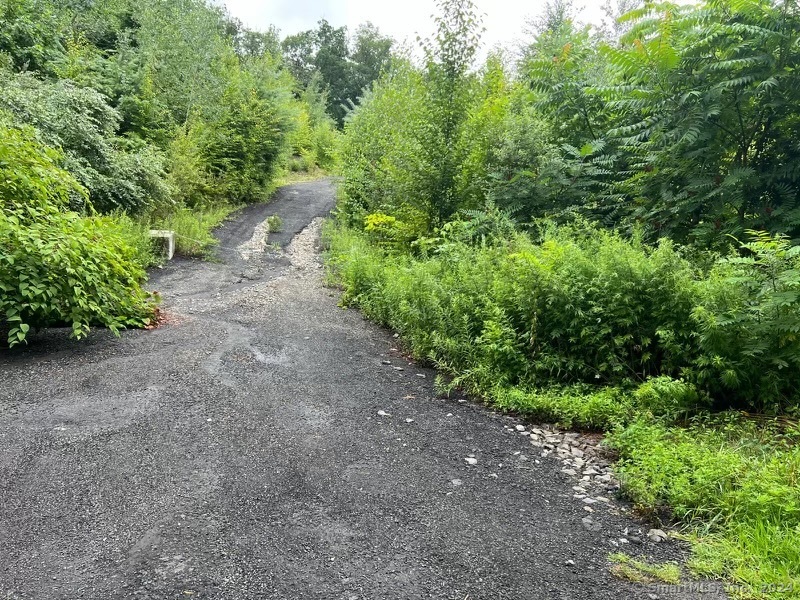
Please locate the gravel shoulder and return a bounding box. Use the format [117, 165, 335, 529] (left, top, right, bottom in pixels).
[0, 179, 726, 600]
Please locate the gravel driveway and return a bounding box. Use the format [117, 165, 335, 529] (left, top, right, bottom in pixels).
[0, 179, 726, 599]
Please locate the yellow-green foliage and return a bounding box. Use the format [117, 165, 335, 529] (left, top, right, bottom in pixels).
[286, 99, 339, 173]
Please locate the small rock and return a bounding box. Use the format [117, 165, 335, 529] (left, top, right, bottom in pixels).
[464, 457, 478, 465]
[377, 410, 391, 417]
[451, 479, 463, 486]
[416, 373, 426, 378]
[446, 413, 453, 417]
[393, 333, 400, 338]
[581, 517, 601, 532]
[405, 418, 414, 423]
[561, 468, 577, 476]
[488, 473, 498, 478]
[583, 506, 594, 513]
[515, 425, 526, 432]
[393, 366, 404, 371]
[582, 497, 597, 504]
[647, 528, 668, 543]
[571, 447, 585, 458]
[381, 360, 392, 365]
[565, 559, 575, 566]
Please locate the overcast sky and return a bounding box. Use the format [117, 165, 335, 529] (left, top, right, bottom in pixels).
[220, 0, 610, 52]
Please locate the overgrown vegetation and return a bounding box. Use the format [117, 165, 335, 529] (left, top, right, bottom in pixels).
[1, 0, 391, 345]
[0, 118, 155, 345]
[327, 0, 800, 597]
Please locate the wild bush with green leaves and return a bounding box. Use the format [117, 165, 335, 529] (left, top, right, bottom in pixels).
[328, 219, 700, 389]
[338, 62, 437, 231]
[0, 120, 155, 347]
[0, 68, 171, 213]
[326, 216, 800, 417]
[521, 0, 800, 245]
[692, 231, 800, 413]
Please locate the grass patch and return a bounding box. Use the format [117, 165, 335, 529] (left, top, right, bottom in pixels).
[152, 204, 235, 258]
[609, 553, 682, 585]
[608, 418, 800, 599]
[267, 214, 283, 233]
[274, 166, 329, 187]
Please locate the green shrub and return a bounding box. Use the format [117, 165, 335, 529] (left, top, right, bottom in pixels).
[692, 231, 800, 413]
[166, 120, 225, 208]
[0, 120, 156, 346]
[327, 220, 699, 388]
[202, 61, 293, 204]
[0, 70, 171, 213]
[267, 214, 283, 232]
[632, 377, 710, 423]
[337, 63, 437, 231]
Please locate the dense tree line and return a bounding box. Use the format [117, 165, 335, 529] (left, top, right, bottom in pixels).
[342, 0, 800, 248]
[283, 20, 394, 127]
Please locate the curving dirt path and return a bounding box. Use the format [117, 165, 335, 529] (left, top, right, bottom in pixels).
[0, 179, 725, 599]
